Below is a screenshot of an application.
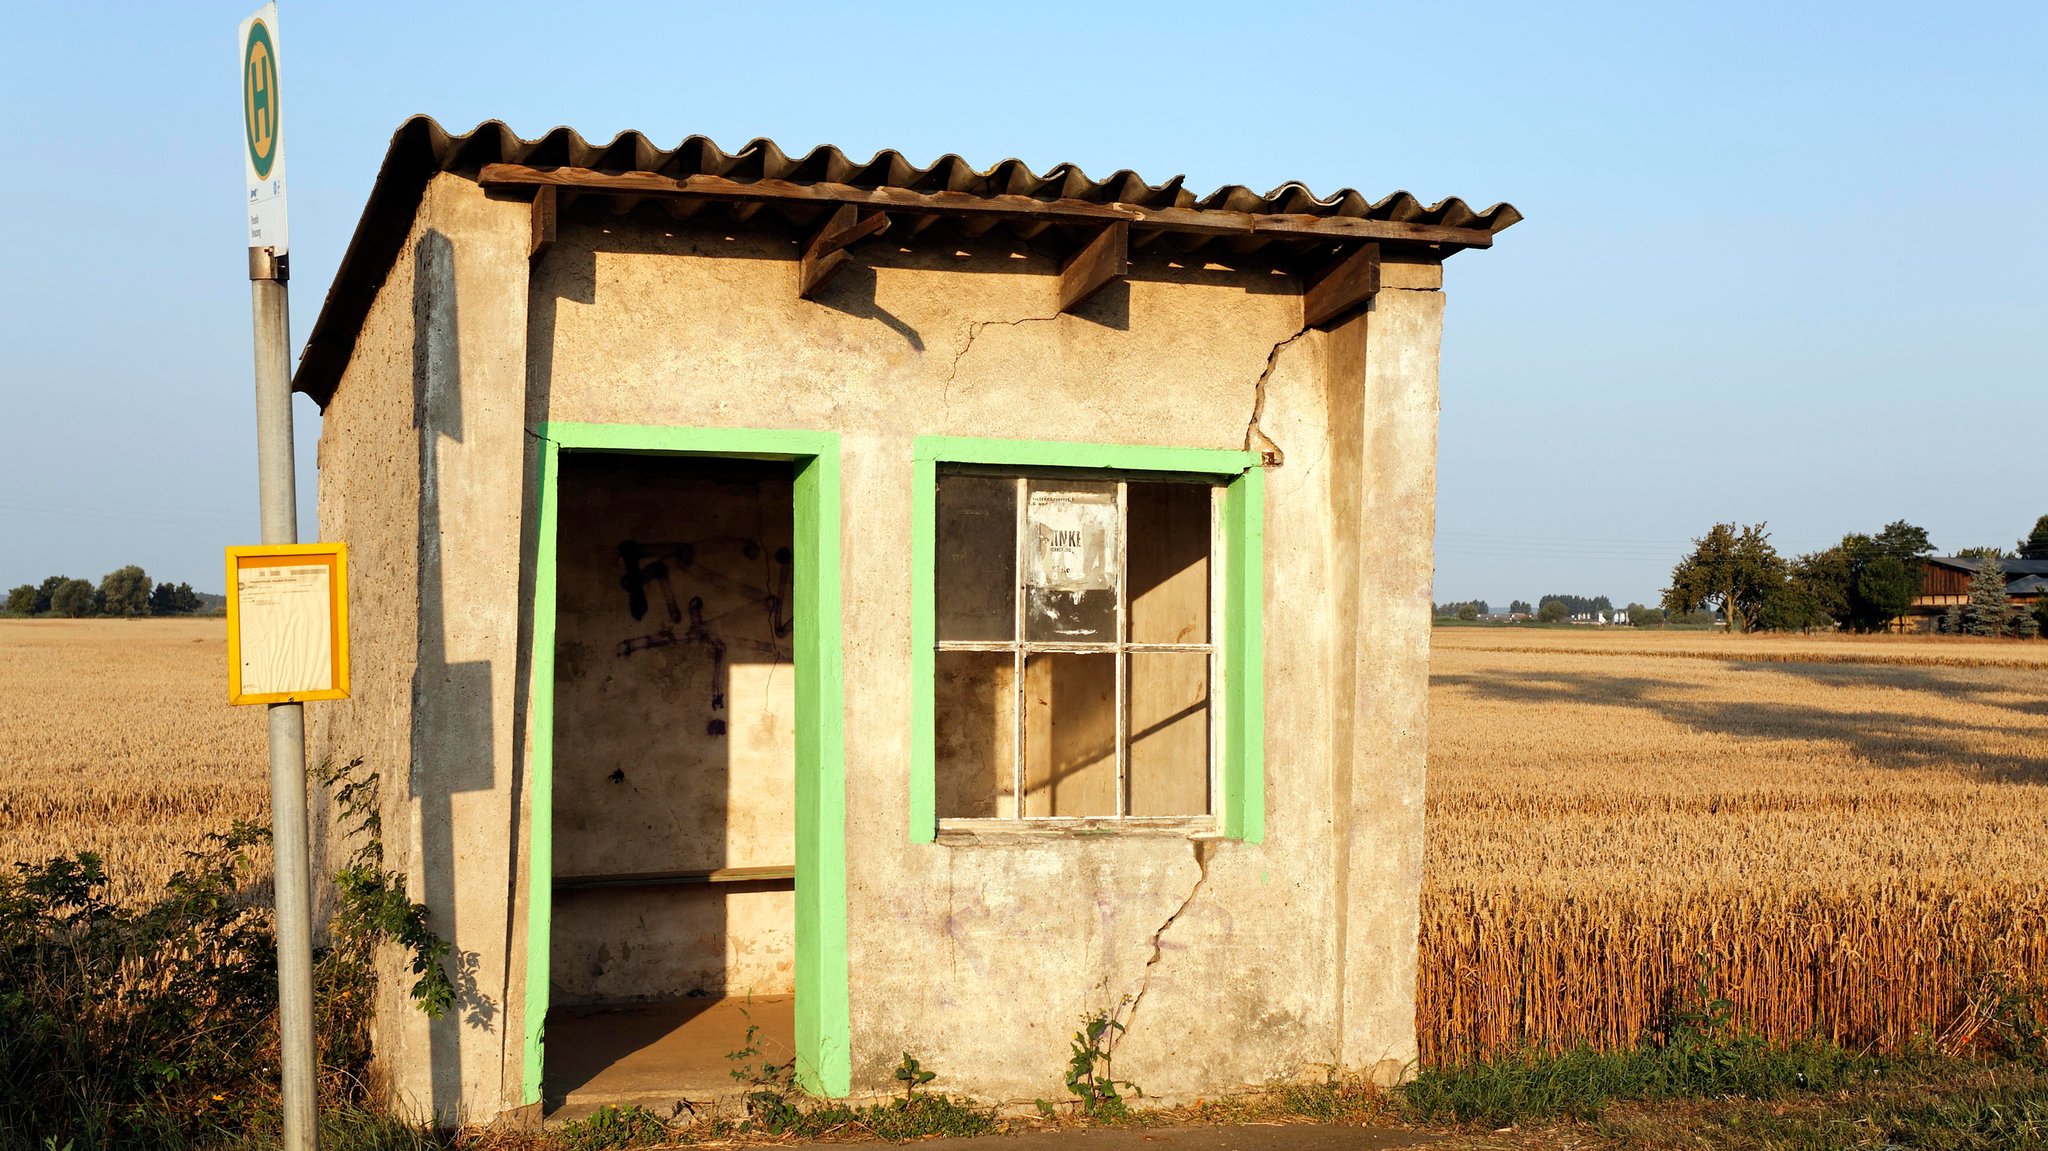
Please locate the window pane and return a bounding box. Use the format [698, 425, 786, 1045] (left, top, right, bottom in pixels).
[1127, 481, 1211, 645]
[1024, 480, 1119, 642]
[934, 651, 1017, 819]
[1127, 652, 1210, 816]
[936, 474, 1017, 642]
[1022, 653, 1117, 816]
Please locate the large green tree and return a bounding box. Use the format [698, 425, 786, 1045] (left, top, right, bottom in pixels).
[97, 566, 152, 618]
[1756, 577, 1833, 632]
[49, 578, 96, 618]
[2018, 515, 2048, 561]
[33, 575, 67, 615]
[1962, 553, 2010, 636]
[1781, 521, 1934, 632]
[4, 585, 35, 616]
[1786, 549, 1853, 624]
[1873, 520, 1934, 562]
[1663, 522, 1785, 633]
[1855, 555, 1917, 627]
[146, 580, 202, 616]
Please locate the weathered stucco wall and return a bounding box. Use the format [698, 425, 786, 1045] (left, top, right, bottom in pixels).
[524, 204, 1446, 1102]
[311, 174, 535, 1124]
[316, 171, 1448, 1119]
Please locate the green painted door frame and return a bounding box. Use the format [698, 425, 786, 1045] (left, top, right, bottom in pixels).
[523, 422, 851, 1104]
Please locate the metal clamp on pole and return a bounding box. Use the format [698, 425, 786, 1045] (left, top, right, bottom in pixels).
[250, 247, 290, 282]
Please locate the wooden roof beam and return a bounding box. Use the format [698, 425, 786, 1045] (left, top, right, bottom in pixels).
[1131, 207, 1489, 249]
[529, 185, 557, 262]
[1058, 221, 1128, 313]
[477, 164, 1496, 249]
[480, 163, 1128, 225]
[799, 204, 891, 299]
[1302, 242, 1380, 330]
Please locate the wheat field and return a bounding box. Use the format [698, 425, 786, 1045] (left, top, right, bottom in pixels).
[0, 619, 267, 902]
[1423, 625, 2048, 1064]
[5, 619, 2045, 1066]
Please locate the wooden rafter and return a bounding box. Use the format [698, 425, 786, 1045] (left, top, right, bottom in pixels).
[1058, 221, 1128, 313]
[799, 204, 892, 299]
[1302, 242, 1381, 329]
[529, 185, 557, 262]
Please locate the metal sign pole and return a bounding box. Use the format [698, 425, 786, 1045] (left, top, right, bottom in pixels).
[248, 245, 318, 1151]
[240, 6, 315, 1145]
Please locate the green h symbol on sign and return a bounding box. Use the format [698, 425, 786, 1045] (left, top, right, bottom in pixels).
[244, 22, 278, 179]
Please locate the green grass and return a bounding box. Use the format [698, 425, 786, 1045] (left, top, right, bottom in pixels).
[1399, 1032, 1879, 1128]
[552, 1106, 671, 1151]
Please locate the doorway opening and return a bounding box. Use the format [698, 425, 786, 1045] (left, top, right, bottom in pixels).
[524, 425, 849, 1112]
[538, 450, 804, 1114]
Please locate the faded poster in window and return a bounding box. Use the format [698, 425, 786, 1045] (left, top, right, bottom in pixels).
[1025, 483, 1117, 641]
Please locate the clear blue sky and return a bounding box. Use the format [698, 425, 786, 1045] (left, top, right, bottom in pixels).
[2, 3, 2042, 605]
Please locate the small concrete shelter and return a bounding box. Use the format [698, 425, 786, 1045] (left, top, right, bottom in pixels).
[296, 117, 1518, 1124]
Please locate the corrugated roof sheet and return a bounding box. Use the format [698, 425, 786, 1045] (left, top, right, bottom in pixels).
[295, 116, 1521, 407]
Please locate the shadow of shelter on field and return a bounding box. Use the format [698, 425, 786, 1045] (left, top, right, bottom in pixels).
[1735, 659, 2048, 722]
[1434, 664, 2048, 785]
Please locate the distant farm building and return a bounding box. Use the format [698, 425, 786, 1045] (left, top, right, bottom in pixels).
[1905, 556, 2048, 630]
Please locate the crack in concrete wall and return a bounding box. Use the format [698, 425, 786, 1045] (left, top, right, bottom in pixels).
[1244, 327, 1312, 467]
[1125, 839, 1213, 1030]
[945, 313, 1063, 384]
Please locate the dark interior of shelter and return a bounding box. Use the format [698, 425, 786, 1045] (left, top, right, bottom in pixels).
[545, 454, 798, 1111]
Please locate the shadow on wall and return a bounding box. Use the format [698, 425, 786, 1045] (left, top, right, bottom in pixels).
[1433, 663, 2048, 785]
[411, 227, 501, 1117]
[513, 207, 1289, 374]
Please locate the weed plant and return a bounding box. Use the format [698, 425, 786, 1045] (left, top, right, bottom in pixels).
[553, 1105, 670, 1151]
[0, 827, 277, 1148]
[1274, 1073, 1390, 1125]
[1065, 999, 1140, 1118]
[0, 758, 450, 1151]
[696, 1042, 995, 1142]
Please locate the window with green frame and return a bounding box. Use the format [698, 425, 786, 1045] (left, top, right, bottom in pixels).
[910, 438, 1264, 842]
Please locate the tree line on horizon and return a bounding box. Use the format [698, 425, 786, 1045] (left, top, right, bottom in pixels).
[1434, 594, 1693, 626]
[4, 568, 211, 619]
[1662, 514, 2048, 637]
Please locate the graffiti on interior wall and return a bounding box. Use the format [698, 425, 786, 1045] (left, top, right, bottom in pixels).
[615, 537, 794, 736]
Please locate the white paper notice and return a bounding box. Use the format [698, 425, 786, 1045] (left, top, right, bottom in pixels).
[1027, 489, 1119, 592]
[238, 563, 332, 696]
